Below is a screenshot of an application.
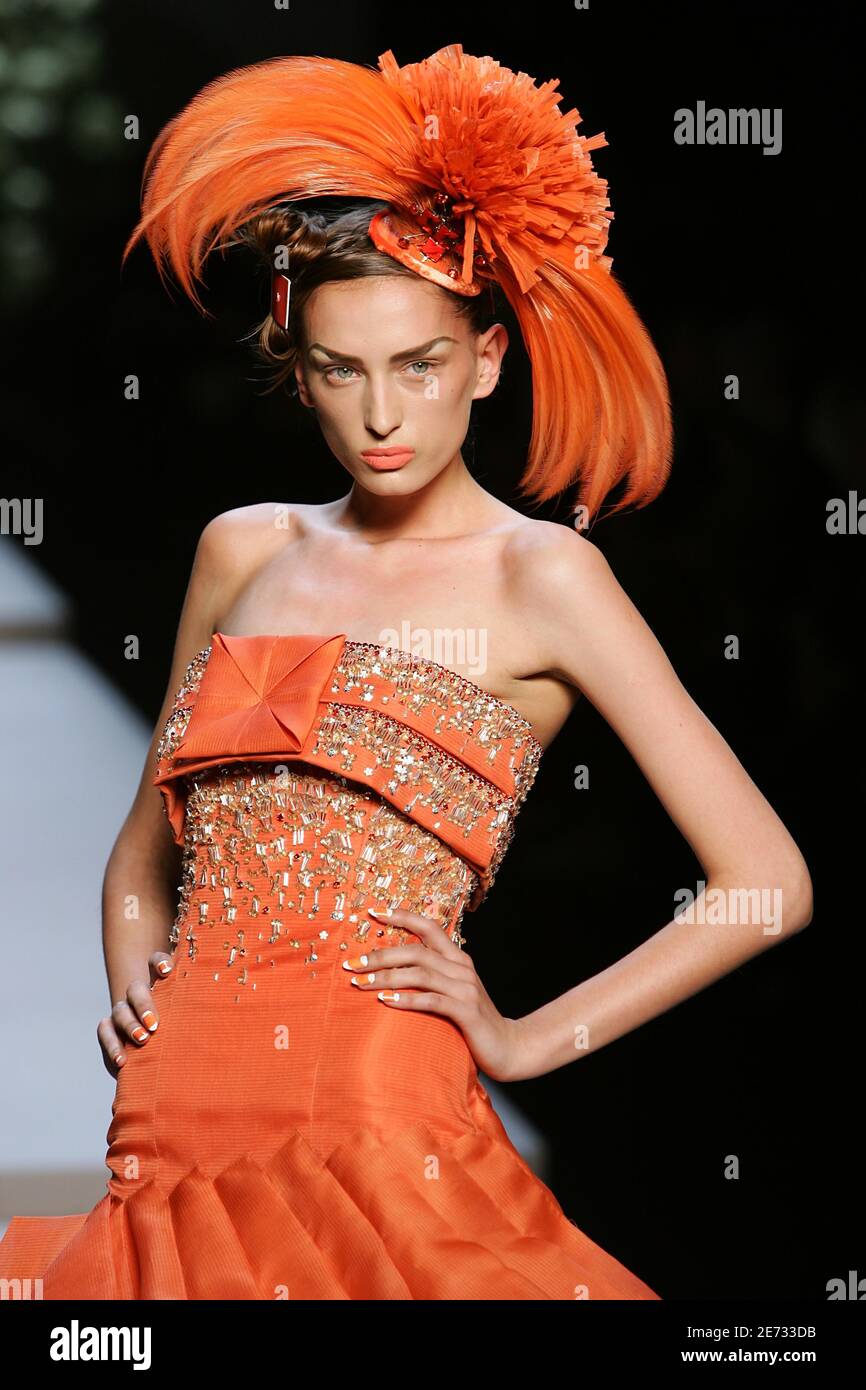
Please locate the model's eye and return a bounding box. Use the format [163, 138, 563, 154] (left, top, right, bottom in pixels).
[323, 361, 433, 382]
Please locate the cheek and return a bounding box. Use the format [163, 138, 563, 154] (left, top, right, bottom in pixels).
[411, 372, 471, 416]
[308, 388, 354, 432]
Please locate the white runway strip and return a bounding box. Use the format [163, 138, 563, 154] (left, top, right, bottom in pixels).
[0, 538, 150, 1232]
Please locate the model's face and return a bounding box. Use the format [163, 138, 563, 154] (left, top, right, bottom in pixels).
[293, 275, 507, 493]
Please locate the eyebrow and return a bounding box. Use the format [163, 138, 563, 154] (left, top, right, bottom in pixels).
[307, 336, 458, 366]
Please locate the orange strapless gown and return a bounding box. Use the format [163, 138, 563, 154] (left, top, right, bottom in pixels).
[0, 633, 659, 1300]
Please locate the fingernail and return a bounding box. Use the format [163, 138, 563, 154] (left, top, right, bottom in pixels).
[342, 955, 368, 969]
[378, 991, 400, 1002]
[142, 1011, 158, 1031]
[156, 960, 173, 976]
[350, 973, 375, 986]
[131, 1027, 149, 1043]
[367, 907, 391, 919]
[114, 1053, 124, 1066]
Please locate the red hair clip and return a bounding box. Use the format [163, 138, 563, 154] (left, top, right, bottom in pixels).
[271, 270, 291, 330]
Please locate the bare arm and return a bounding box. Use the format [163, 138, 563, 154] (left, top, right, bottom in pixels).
[100, 519, 228, 1007]
[97, 506, 286, 1072]
[505, 530, 813, 1082]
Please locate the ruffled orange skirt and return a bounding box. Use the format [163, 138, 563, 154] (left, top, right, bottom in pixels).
[0, 952, 659, 1300]
[0, 1112, 659, 1300]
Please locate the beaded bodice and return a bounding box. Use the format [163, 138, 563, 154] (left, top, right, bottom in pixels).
[153, 632, 544, 963]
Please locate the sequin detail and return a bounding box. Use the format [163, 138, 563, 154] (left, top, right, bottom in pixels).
[154, 637, 544, 989]
[331, 639, 544, 792]
[169, 766, 473, 987]
[309, 700, 526, 907]
[156, 646, 210, 765]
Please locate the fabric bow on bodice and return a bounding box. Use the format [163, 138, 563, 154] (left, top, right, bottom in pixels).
[172, 631, 343, 761]
[153, 631, 544, 911]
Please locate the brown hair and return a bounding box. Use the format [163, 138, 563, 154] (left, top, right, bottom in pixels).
[237, 200, 501, 399]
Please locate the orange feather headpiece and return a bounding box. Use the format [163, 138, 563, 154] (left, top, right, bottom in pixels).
[122, 43, 672, 524]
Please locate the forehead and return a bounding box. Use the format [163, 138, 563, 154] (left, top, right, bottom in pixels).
[303, 275, 465, 349]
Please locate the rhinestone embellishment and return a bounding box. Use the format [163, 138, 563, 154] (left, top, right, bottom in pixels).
[154, 637, 544, 992]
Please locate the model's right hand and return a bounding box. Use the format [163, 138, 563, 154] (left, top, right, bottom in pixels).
[97, 952, 174, 1079]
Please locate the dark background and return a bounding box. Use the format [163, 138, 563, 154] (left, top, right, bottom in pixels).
[1, 0, 860, 1300]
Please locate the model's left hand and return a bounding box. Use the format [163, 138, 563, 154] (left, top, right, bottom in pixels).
[342, 903, 523, 1083]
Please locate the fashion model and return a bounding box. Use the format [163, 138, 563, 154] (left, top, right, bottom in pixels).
[0, 44, 812, 1300]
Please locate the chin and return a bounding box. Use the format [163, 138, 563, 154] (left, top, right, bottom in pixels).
[344, 459, 437, 493]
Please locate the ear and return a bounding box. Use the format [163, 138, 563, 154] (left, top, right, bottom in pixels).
[293, 360, 315, 408]
[473, 322, 509, 401]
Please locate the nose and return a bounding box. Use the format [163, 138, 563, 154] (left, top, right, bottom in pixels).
[363, 374, 404, 438]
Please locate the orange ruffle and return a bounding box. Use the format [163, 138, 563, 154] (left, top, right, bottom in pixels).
[0, 1120, 659, 1300]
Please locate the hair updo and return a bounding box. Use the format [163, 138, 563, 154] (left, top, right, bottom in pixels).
[237, 199, 503, 399]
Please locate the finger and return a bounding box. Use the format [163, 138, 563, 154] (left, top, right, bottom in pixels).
[377, 988, 463, 1021]
[149, 951, 174, 984]
[341, 943, 414, 972]
[366, 903, 458, 958]
[125, 979, 160, 1034]
[350, 962, 471, 996]
[97, 1017, 127, 1074]
[345, 945, 469, 987]
[111, 998, 152, 1046]
[342, 939, 463, 970]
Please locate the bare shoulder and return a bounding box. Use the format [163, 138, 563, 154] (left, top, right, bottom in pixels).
[196, 501, 311, 601]
[176, 502, 301, 637]
[502, 517, 611, 602]
[196, 501, 301, 565]
[500, 518, 633, 686]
